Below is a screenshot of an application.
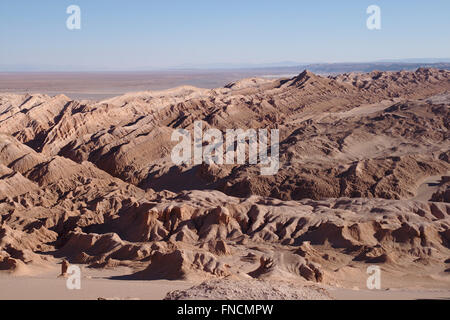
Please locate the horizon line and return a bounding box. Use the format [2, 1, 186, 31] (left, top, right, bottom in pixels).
[1, 59, 450, 73]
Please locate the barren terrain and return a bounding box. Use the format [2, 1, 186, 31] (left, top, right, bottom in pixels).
[0, 68, 449, 299]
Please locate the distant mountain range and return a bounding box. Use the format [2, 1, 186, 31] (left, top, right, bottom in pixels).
[1, 59, 450, 73]
[375, 58, 450, 63]
[171, 59, 450, 71]
[298, 62, 450, 74]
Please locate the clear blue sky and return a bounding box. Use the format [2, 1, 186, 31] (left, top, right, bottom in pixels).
[0, 0, 449, 70]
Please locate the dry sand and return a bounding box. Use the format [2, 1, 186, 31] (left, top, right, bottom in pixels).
[0, 270, 193, 300]
[1, 270, 448, 300]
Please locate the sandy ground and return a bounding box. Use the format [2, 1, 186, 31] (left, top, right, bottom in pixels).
[1, 269, 449, 300]
[0, 269, 194, 300]
[413, 174, 449, 201]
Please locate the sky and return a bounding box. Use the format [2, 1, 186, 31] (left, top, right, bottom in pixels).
[0, 0, 449, 71]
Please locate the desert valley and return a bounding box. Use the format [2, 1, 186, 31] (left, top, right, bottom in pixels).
[0, 68, 449, 300]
